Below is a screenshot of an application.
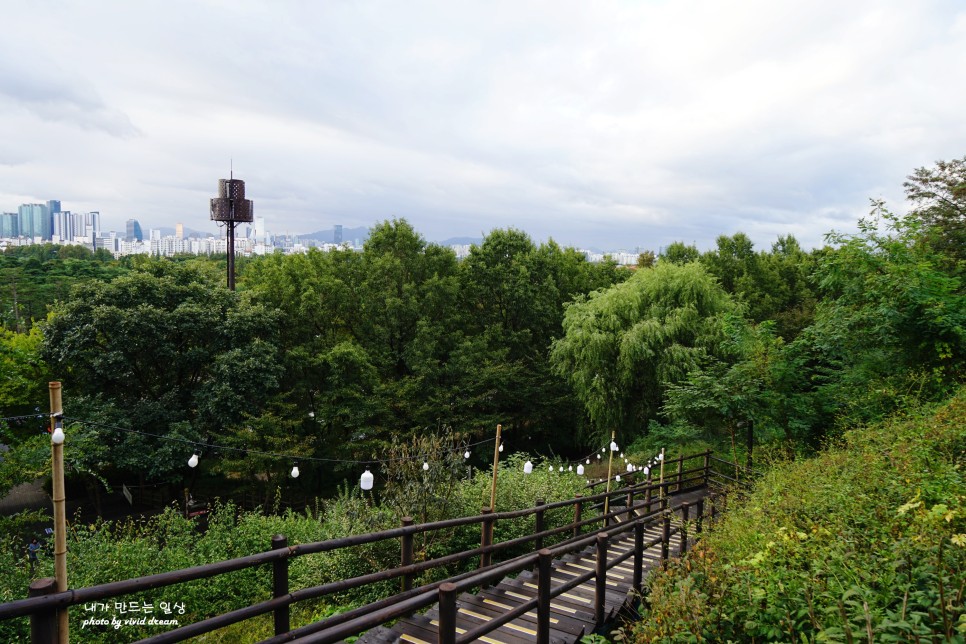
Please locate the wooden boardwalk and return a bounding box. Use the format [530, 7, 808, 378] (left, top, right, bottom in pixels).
[344, 488, 708, 644]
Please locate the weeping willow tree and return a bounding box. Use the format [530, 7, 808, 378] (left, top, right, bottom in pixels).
[550, 261, 738, 442]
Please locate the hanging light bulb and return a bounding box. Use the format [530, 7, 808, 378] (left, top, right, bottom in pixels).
[585, 458, 590, 465]
[188, 453, 199, 468]
[658, 452, 664, 461]
[601, 447, 606, 453]
[610, 441, 618, 452]
[523, 460, 533, 474]
[464, 450, 470, 459]
[620, 452, 624, 458]
[51, 422, 65, 445]
[568, 465, 573, 472]
[360, 468, 374, 491]
[498, 443, 504, 453]
[627, 463, 634, 472]
[615, 474, 621, 482]
[643, 466, 650, 475]
[597, 453, 602, 460]
[577, 464, 585, 476]
[422, 461, 429, 471]
[290, 464, 300, 478]
[548, 465, 553, 472]
[559, 466, 563, 472]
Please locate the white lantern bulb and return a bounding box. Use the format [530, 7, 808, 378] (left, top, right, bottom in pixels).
[610, 441, 618, 452]
[360, 468, 374, 490]
[422, 461, 429, 471]
[51, 426, 65, 445]
[548, 465, 553, 472]
[585, 458, 590, 465]
[568, 465, 573, 471]
[523, 460, 533, 474]
[577, 464, 585, 476]
[559, 466, 563, 472]
[597, 454, 601, 460]
[627, 463, 634, 472]
[643, 466, 650, 475]
[188, 453, 199, 468]
[615, 474, 621, 482]
[291, 465, 300, 478]
[499, 443, 504, 453]
[464, 451, 470, 459]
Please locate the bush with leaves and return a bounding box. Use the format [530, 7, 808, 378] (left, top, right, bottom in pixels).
[633, 386, 966, 643]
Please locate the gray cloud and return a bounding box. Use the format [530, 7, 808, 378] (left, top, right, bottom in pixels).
[1, 0, 964, 252]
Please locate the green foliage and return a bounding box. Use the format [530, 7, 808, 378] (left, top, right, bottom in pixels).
[634, 387, 966, 642]
[0, 244, 127, 332]
[0, 327, 50, 418]
[551, 261, 738, 444]
[40, 260, 283, 485]
[904, 156, 966, 266]
[789, 202, 965, 431]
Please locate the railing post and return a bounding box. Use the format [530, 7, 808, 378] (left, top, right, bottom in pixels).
[633, 522, 644, 593]
[480, 507, 494, 569]
[534, 499, 545, 551]
[695, 498, 704, 536]
[676, 457, 683, 492]
[29, 577, 58, 644]
[594, 533, 608, 624]
[625, 489, 634, 522]
[572, 494, 583, 538]
[401, 516, 414, 593]
[661, 497, 670, 568]
[679, 502, 690, 557]
[537, 549, 552, 644]
[645, 470, 653, 513]
[438, 582, 458, 644]
[271, 534, 290, 636]
[703, 450, 711, 486]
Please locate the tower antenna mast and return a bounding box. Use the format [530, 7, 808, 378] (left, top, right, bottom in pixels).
[209, 168, 253, 290]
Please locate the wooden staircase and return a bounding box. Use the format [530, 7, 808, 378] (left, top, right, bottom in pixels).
[343, 490, 704, 644]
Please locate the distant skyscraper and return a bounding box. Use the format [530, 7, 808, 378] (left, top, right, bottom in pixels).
[334, 224, 343, 244]
[175, 223, 184, 239]
[52, 210, 72, 240]
[125, 219, 143, 242]
[0, 212, 18, 237]
[18, 204, 50, 239]
[88, 211, 101, 236]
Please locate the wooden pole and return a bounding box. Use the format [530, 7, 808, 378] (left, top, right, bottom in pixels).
[488, 424, 502, 511]
[48, 381, 68, 644]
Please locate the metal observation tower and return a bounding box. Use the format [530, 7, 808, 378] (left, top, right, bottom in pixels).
[209, 174, 253, 290]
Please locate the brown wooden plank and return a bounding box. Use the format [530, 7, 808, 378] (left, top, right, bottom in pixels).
[462, 591, 588, 637]
[425, 607, 539, 644]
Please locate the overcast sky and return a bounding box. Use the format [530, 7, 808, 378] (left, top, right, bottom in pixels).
[2, 1, 964, 251]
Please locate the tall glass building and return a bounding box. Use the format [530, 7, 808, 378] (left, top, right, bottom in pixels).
[18, 204, 50, 239]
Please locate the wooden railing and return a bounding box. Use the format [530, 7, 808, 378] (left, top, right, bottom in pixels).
[0, 450, 727, 644]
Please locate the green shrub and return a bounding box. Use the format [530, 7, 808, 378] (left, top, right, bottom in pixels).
[634, 387, 966, 642]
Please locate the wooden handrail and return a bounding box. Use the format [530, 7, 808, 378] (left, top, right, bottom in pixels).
[1, 450, 721, 643]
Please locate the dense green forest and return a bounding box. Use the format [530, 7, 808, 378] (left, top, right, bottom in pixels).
[2, 160, 964, 496]
[0, 158, 963, 640]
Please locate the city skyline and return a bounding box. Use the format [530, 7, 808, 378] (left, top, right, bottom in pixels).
[2, 2, 964, 252]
